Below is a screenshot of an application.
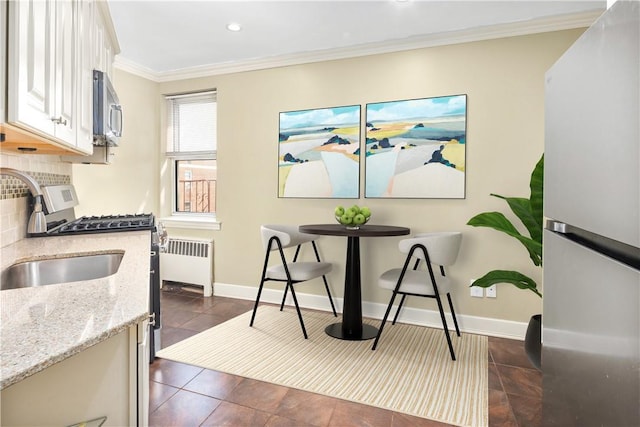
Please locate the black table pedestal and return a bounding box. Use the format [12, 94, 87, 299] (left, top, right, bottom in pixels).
[325, 236, 378, 340]
[324, 323, 379, 340]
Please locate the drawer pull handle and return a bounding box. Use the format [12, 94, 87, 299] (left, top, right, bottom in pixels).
[51, 116, 68, 125]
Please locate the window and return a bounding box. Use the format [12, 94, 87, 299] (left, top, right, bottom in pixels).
[166, 91, 217, 215]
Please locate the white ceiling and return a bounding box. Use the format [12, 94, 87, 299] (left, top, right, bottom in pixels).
[108, 0, 606, 80]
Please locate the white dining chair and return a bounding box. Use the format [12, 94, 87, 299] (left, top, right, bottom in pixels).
[372, 231, 462, 360]
[250, 224, 337, 338]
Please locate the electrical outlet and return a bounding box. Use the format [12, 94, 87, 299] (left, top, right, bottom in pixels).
[470, 280, 484, 298]
[486, 284, 497, 298]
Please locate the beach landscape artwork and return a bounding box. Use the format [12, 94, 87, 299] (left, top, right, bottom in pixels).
[279, 105, 361, 198]
[365, 95, 467, 198]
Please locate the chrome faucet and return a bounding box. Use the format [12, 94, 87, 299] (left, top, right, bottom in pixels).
[0, 168, 47, 235]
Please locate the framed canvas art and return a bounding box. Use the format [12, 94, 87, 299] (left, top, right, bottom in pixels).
[365, 94, 467, 198]
[279, 105, 361, 198]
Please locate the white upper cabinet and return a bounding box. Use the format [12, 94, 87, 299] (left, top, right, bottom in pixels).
[1, 1, 8, 124]
[53, 0, 78, 146]
[76, 0, 94, 152]
[94, 2, 117, 79]
[8, 0, 57, 138]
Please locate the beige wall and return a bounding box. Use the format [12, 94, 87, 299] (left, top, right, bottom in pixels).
[73, 69, 161, 217]
[77, 29, 584, 324]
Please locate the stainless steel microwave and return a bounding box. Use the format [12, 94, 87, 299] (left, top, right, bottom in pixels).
[93, 69, 122, 146]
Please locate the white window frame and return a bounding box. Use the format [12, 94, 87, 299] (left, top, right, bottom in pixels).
[162, 90, 219, 229]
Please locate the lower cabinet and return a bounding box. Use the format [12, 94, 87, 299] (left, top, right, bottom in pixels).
[0, 322, 149, 427]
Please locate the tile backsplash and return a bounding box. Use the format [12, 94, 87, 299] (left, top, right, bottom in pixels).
[1, 172, 70, 200]
[0, 152, 72, 247]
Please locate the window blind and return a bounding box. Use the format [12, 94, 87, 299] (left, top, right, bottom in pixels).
[166, 91, 217, 156]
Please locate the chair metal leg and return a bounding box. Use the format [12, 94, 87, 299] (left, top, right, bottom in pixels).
[447, 292, 461, 337]
[251, 248, 273, 327]
[322, 275, 338, 317]
[435, 294, 456, 360]
[250, 278, 266, 327]
[374, 250, 417, 350]
[312, 241, 337, 317]
[391, 294, 407, 325]
[280, 285, 288, 311]
[287, 281, 308, 339]
[372, 291, 398, 350]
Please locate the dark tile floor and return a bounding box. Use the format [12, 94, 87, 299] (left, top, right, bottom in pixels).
[150, 284, 542, 426]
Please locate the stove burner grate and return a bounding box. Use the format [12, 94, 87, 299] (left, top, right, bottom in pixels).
[54, 213, 155, 235]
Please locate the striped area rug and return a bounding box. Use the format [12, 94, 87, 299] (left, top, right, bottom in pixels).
[157, 306, 488, 427]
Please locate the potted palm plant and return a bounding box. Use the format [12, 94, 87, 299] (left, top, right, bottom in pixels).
[467, 154, 543, 369]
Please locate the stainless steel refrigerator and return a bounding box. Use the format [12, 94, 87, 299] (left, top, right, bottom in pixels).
[543, 1, 640, 425]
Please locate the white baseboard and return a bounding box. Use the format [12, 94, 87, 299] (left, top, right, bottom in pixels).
[213, 282, 527, 340]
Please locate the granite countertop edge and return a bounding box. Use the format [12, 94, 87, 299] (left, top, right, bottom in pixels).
[0, 312, 147, 389]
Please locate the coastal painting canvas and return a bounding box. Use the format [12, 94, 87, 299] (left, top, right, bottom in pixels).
[365, 95, 467, 198]
[279, 105, 361, 198]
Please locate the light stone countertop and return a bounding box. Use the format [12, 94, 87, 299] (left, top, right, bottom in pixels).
[0, 231, 151, 389]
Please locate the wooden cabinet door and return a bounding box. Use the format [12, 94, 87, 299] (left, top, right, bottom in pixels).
[1, 329, 134, 426]
[92, 9, 106, 72]
[53, 0, 77, 145]
[8, 0, 56, 136]
[76, 0, 94, 153]
[93, 3, 115, 79]
[1, 0, 7, 122]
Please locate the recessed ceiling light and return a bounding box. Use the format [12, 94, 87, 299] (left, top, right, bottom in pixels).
[226, 22, 242, 32]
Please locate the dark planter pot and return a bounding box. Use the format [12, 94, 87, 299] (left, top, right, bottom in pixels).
[524, 314, 542, 371]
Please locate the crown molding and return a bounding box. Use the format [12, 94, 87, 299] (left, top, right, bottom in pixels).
[114, 10, 603, 83]
[113, 57, 159, 81]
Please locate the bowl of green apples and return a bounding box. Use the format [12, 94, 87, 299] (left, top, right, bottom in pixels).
[334, 204, 371, 229]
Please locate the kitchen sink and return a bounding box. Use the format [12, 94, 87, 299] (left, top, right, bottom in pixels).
[1, 252, 124, 290]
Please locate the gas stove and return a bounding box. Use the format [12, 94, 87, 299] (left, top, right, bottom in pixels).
[39, 185, 157, 236]
[50, 213, 156, 235]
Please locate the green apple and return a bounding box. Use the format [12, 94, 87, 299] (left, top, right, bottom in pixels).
[340, 213, 353, 225]
[360, 207, 371, 218]
[353, 213, 366, 225]
[335, 206, 345, 216]
[345, 207, 357, 218]
[350, 205, 360, 214]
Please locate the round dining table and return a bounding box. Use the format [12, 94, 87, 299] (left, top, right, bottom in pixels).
[299, 224, 410, 340]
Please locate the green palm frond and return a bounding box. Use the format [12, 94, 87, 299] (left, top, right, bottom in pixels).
[466, 154, 544, 297]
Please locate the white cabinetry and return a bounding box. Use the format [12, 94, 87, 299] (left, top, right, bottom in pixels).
[8, 0, 84, 150]
[0, 1, 7, 123]
[53, 0, 78, 146]
[94, 1, 117, 79]
[8, 0, 57, 139]
[1, 322, 149, 426]
[76, 0, 94, 152]
[3, 0, 119, 155]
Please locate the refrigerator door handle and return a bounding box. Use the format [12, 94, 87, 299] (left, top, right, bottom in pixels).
[545, 219, 568, 234]
[545, 219, 640, 271]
